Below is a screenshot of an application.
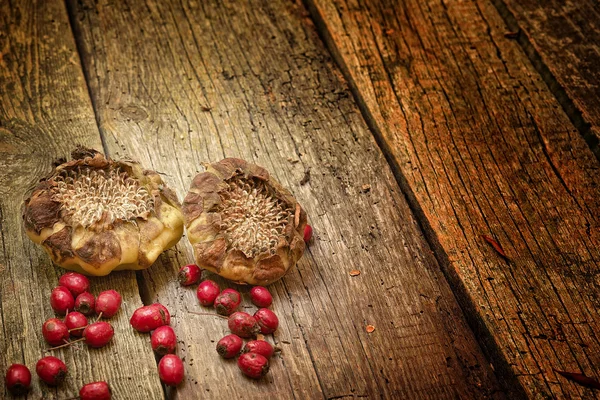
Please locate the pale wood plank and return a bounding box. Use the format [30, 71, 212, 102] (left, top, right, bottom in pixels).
[68, 0, 503, 398]
[303, 0, 600, 397]
[0, 1, 164, 398]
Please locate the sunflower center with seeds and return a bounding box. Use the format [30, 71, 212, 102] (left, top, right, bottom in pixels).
[218, 176, 292, 257]
[51, 167, 153, 228]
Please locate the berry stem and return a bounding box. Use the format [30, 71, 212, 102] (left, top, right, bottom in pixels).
[68, 326, 87, 332]
[187, 311, 228, 320]
[95, 312, 103, 322]
[46, 337, 85, 351]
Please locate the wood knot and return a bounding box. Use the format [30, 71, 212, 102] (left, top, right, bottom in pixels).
[120, 104, 149, 122]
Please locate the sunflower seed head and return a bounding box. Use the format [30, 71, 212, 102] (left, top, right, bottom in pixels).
[51, 167, 154, 229]
[218, 176, 292, 257]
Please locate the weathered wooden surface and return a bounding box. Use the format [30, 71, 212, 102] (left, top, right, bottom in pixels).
[68, 0, 503, 398]
[492, 0, 600, 158]
[303, 0, 600, 398]
[0, 1, 163, 398]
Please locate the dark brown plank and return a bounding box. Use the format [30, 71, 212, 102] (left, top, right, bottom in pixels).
[0, 1, 164, 398]
[68, 0, 503, 398]
[303, 0, 600, 397]
[492, 0, 600, 158]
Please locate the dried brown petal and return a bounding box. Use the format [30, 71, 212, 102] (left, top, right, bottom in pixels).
[75, 231, 122, 269]
[554, 369, 600, 390]
[481, 234, 508, 259]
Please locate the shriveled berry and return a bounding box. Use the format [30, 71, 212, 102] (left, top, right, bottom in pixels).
[36, 356, 67, 386]
[42, 318, 70, 346]
[130, 304, 170, 333]
[249, 286, 272, 308]
[243, 340, 275, 359]
[80, 381, 111, 400]
[196, 280, 220, 306]
[95, 290, 121, 318]
[151, 326, 177, 355]
[214, 289, 241, 316]
[75, 292, 96, 316]
[65, 311, 88, 338]
[178, 264, 202, 286]
[254, 308, 279, 334]
[58, 272, 90, 297]
[304, 224, 313, 243]
[238, 352, 269, 379]
[5, 364, 31, 395]
[158, 354, 184, 386]
[216, 334, 243, 358]
[83, 322, 114, 348]
[50, 286, 75, 315]
[228, 312, 259, 338]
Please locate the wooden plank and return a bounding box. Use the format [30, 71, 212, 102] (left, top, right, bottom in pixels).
[303, 0, 600, 397]
[0, 1, 164, 398]
[68, 0, 504, 398]
[492, 0, 600, 158]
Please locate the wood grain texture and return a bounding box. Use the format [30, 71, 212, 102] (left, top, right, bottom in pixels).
[303, 0, 600, 398]
[0, 1, 164, 398]
[492, 0, 600, 158]
[68, 0, 503, 398]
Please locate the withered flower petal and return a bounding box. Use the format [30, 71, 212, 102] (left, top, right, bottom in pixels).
[23, 147, 184, 276]
[183, 158, 306, 285]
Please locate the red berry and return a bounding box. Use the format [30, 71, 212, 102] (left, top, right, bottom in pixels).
[196, 280, 220, 306]
[130, 304, 170, 333]
[151, 326, 177, 355]
[58, 272, 90, 297]
[243, 340, 275, 359]
[158, 354, 184, 386]
[249, 286, 273, 308]
[50, 286, 75, 315]
[65, 311, 88, 338]
[228, 312, 259, 338]
[303, 224, 313, 243]
[5, 364, 31, 395]
[95, 290, 122, 318]
[237, 352, 269, 379]
[36, 356, 67, 386]
[254, 308, 279, 334]
[83, 322, 114, 348]
[216, 334, 243, 358]
[177, 264, 202, 286]
[214, 290, 241, 316]
[75, 292, 96, 316]
[79, 381, 111, 400]
[42, 318, 70, 346]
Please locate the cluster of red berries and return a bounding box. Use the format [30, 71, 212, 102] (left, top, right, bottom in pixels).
[219, 287, 279, 380]
[4, 272, 115, 398]
[129, 303, 184, 387]
[179, 265, 280, 380]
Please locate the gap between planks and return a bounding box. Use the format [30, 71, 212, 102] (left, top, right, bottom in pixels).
[488, 0, 600, 161]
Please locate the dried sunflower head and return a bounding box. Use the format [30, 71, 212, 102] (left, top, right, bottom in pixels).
[23, 147, 184, 276]
[183, 158, 307, 285]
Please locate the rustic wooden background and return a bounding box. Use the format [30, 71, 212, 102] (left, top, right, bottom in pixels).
[0, 0, 598, 399]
